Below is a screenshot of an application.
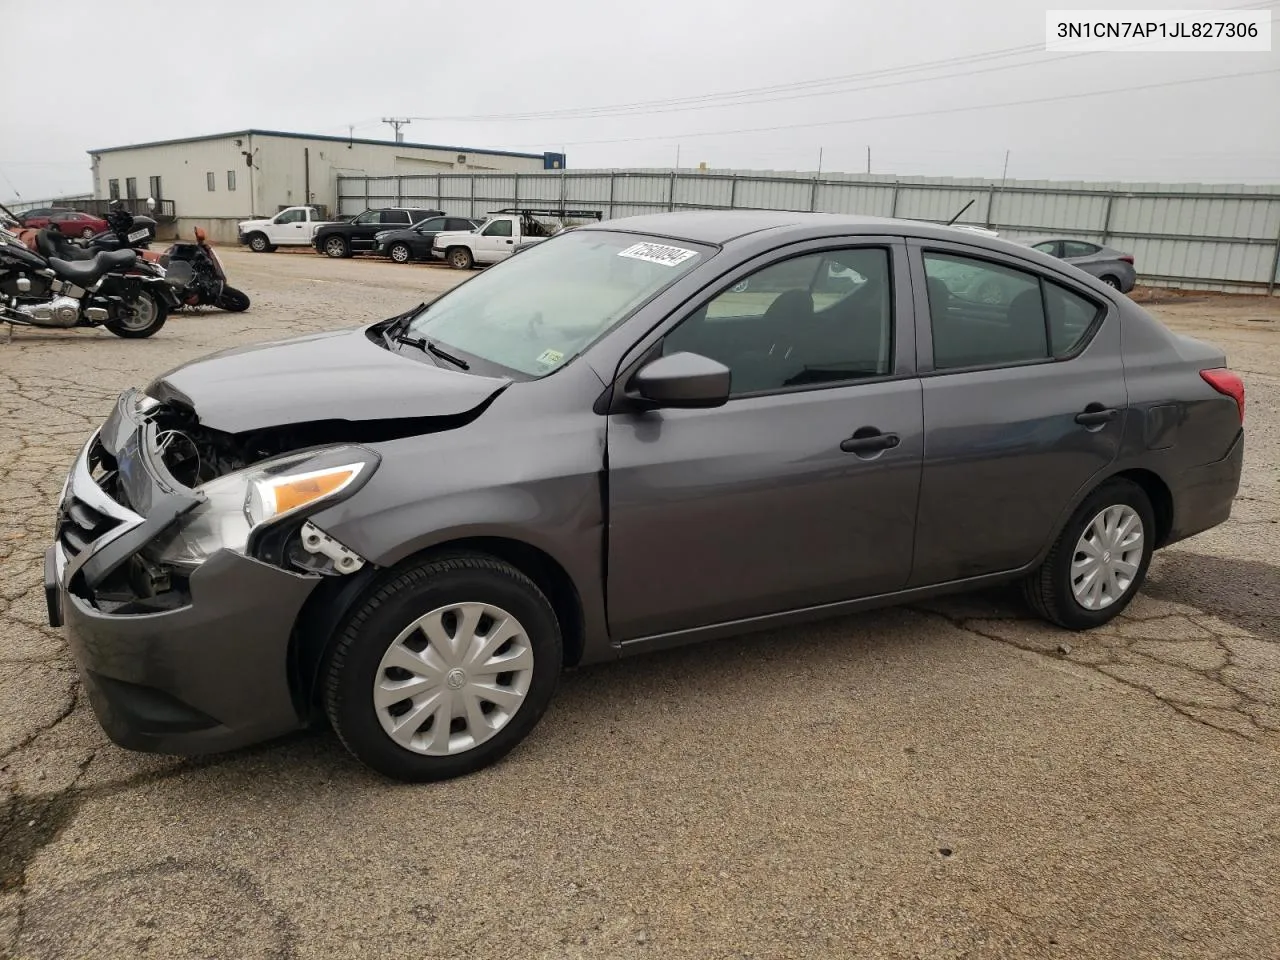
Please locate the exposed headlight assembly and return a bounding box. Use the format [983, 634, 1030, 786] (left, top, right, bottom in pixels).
[148, 445, 378, 571]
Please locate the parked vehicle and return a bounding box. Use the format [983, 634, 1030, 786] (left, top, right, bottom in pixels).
[1, 217, 181, 338]
[373, 216, 481, 263]
[237, 206, 331, 252]
[18, 207, 71, 226]
[26, 201, 158, 258]
[1024, 237, 1137, 292]
[161, 226, 250, 312]
[314, 207, 443, 258]
[45, 212, 1244, 781]
[38, 210, 111, 239]
[434, 208, 601, 269]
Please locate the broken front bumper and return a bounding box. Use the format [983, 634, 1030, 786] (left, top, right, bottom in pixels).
[44, 392, 322, 755]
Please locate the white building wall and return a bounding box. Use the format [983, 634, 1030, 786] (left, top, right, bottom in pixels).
[90, 132, 552, 242]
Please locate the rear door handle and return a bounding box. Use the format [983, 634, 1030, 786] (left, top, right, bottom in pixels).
[840, 428, 900, 454]
[1075, 404, 1119, 426]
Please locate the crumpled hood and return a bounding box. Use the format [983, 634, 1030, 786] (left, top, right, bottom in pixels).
[145, 327, 509, 433]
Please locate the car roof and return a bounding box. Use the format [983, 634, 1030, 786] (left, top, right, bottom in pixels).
[579, 210, 1066, 259]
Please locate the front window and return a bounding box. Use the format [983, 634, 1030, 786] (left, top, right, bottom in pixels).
[405, 231, 710, 376]
[353, 210, 380, 225]
[417, 218, 446, 231]
[482, 219, 513, 237]
[274, 208, 306, 224]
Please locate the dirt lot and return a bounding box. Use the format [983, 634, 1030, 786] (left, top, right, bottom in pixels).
[1, 248, 1278, 959]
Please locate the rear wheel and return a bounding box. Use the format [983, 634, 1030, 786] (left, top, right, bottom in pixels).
[247, 232, 272, 253]
[105, 289, 167, 339]
[323, 236, 349, 258]
[1100, 275, 1122, 290]
[215, 287, 251, 312]
[389, 242, 412, 264]
[323, 554, 562, 782]
[448, 246, 474, 270]
[1023, 479, 1154, 629]
[79, 227, 95, 239]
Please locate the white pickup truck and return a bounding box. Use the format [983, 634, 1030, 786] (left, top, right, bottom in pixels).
[237, 206, 332, 252]
[432, 209, 601, 269]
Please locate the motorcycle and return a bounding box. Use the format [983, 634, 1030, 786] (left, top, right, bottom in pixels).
[1, 204, 184, 339]
[160, 226, 250, 312]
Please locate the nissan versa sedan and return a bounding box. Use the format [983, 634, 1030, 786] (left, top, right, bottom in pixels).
[45, 211, 1245, 782]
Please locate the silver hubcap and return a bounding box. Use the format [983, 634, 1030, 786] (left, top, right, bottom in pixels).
[392, 246, 408, 262]
[452, 252, 467, 267]
[1071, 505, 1144, 610]
[251, 236, 265, 250]
[120, 293, 156, 330]
[373, 602, 535, 756]
[326, 239, 344, 256]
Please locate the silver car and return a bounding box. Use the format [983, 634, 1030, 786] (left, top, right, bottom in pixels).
[1024, 237, 1137, 292]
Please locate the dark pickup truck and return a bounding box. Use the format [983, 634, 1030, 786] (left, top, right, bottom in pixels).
[314, 207, 442, 258]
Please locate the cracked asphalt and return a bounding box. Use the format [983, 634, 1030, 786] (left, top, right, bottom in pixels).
[1, 249, 1277, 959]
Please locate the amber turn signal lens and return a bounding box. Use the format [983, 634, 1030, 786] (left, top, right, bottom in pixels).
[267, 468, 358, 514]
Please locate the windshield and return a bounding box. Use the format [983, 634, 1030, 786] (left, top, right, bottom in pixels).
[406, 230, 710, 376]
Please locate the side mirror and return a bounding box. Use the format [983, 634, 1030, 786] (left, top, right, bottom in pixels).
[631, 352, 731, 409]
[146, 197, 156, 211]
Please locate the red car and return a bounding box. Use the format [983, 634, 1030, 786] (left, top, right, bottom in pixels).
[21, 210, 109, 239]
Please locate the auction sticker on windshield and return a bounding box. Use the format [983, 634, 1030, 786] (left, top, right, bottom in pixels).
[618, 242, 699, 267]
[536, 348, 565, 366]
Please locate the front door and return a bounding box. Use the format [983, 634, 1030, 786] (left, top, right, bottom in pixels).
[908, 242, 1125, 586]
[606, 241, 924, 642]
[475, 218, 515, 262]
[266, 208, 306, 244]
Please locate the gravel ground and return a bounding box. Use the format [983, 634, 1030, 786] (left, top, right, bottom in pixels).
[1, 248, 1277, 959]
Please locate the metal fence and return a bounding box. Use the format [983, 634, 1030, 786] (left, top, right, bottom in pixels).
[337, 168, 1280, 294]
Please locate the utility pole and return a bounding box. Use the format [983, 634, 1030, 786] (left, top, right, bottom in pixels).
[816, 147, 823, 177]
[866, 146, 871, 174]
[674, 144, 681, 169]
[382, 118, 411, 143]
[1000, 149, 1010, 186]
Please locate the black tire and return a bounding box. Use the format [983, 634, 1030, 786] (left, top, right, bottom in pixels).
[247, 232, 271, 253]
[104, 290, 168, 339]
[323, 554, 563, 782]
[215, 287, 251, 312]
[323, 235, 349, 258]
[447, 246, 474, 270]
[1022, 478, 1154, 630]
[389, 242, 412, 264]
[1100, 275, 1122, 290]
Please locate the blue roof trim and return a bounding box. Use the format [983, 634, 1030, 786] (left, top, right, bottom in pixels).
[88, 129, 548, 160]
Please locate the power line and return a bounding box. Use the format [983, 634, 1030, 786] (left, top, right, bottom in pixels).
[484, 66, 1280, 150]
[401, 0, 1278, 124]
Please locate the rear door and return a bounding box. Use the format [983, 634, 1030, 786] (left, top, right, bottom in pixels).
[607, 239, 923, 642]
[907, 240, 1125, 586]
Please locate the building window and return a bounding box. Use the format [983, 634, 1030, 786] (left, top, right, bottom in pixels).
[226, 170, 236, 191]
[149, 176, 162, 200]
[207, 172, 216, 192]
[108, 179, 120, 200]
[125, 177, 137, 200]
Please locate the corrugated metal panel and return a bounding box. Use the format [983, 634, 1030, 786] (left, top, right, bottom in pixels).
[333, 167, 1280, 291]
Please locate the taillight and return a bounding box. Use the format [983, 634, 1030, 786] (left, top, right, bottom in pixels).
[1118, 255, 1135, 264]
[1200, 368, 1245, 424]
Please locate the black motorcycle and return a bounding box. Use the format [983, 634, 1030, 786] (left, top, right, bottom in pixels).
[160, 225, 250, 312]
[1, 206, 184, 338]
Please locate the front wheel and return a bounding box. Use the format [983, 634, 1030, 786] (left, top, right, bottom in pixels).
[1023, 479, 1154, 629]
[389, 242, 412, 264]
[215, 287, 251, 312]
[323, 236, 349, 258]
[247, 233, 272, 253]
[323, 554, 562, 782]
[447, 246, 474, 270]
[105, 289, 167, 339]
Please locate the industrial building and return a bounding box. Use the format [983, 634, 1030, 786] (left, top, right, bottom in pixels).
[88, 129, 565, 241]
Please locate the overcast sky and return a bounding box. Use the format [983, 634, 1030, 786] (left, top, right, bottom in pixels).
[3, 0, 1277, 201]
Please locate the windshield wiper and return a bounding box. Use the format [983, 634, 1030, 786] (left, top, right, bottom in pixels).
[426, 340, 470, 370]
[392, 332, 470, 370]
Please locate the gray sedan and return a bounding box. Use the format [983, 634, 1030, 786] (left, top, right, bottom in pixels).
[1024, 236, 1138, 292]
[46, 212, 1243, 781]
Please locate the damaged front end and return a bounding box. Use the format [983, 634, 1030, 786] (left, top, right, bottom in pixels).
[45, 388, 380, 754]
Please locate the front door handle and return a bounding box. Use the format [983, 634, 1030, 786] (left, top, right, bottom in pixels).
[840, 428, 900, 455]
[1075, 404, 1119, 427]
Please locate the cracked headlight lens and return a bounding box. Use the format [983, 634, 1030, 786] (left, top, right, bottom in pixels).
[149, 446, 375, 570]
